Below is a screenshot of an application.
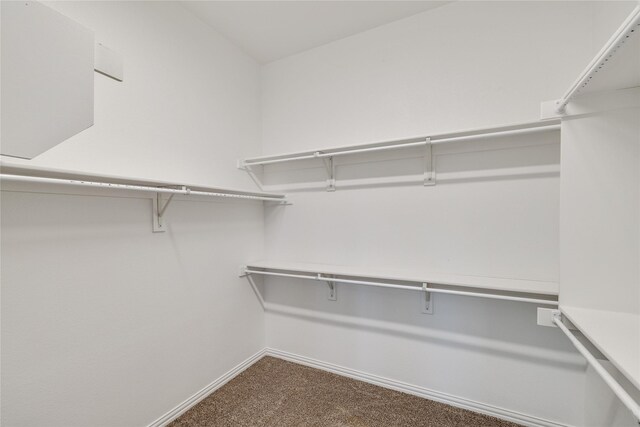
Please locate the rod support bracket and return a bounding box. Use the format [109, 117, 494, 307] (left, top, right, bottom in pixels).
[321, 155, 336, 192]
[422, 283, 433, 314]
[324, 275, 337, 301]
[152, 189, 181, 233]
[537, 308, 561, 327]
[237, 160, 266, 191]
[239, 266, 249, 277]
[424, 138, 435, 186]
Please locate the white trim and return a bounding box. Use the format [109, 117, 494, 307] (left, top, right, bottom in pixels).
[146, 346, 571, 427]
[265, 347, 570, 427]
[147, 349, 266, 427]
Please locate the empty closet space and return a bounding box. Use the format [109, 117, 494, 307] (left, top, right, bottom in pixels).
[1, 2, 639, 427]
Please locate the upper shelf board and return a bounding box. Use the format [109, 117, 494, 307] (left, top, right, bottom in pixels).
[0, 162, 286, 200]
[581, 29, 640, 95]
[561, 305, 640, 390]
[241, 119, 560, 167]
[555, 4, 640, 112]
[245, 260, 559, 296]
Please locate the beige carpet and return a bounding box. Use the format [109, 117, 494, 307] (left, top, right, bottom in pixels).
[169, 356, 521, 427]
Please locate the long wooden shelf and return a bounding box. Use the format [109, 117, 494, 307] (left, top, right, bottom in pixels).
[245, 260, 559, 297]
[561, 306, 640, 390]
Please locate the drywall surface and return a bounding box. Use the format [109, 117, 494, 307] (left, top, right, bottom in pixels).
[1, 1, 94, 159]
[560, 104, 640, 314]
[1, 2, 265, 426]
[259, 2, 610, 425]
[560, 91, 640, 427]
[4, 0, 260, 190]
[260, 2, 598, 155]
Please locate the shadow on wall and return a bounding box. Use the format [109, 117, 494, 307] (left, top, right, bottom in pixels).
[264, 299, 583, 372]
[257, 276, 583, 372]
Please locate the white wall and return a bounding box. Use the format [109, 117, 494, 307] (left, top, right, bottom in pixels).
[260, 1, 598, 155]
[558, 89, 640, 427]
[8, 0, 261, 189]
[1, 2, 266, 426]
[560, 104, 640, 314]
[259, 2, 614, 426]
[3, 1, 638, 427]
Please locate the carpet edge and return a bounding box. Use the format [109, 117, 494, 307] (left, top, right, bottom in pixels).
[265, 347, 572, 427]
[147, 348, 267, 427]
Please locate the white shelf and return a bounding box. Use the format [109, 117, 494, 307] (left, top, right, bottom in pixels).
[556, 4, 640, 112]
[0, 162, 288, 232]
[246, 260, 559, 296]
[561, 305, 640, 390]
[0, 162, 286, 201]
[582, 31, 640, 95]
[241, 119, 560, 167]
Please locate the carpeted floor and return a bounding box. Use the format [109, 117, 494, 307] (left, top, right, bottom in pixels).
[169, 356, 521, 427]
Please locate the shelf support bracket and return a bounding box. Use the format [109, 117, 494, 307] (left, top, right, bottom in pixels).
[424, 138, 435, 186]
[324, 274, 337, 301]
[422, 283, 433, 314]
[237, 160, 265, 191]
[152, 188, 182, 233]
[320, 154, 336, 192]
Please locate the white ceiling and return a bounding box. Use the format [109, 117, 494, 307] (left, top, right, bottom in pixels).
[181, 1, 450, 63]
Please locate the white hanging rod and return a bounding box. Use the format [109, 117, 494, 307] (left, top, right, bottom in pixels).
[241, 122, 560, 167]
[430, 124, 559, 145]
[553, 313, 640, 421]
[243, 140, 428, 166]
[0, 174, 287, 202]
[243, 268, 558, 305]
[556, 4, 640, 113]
[421, 286, 557, 305]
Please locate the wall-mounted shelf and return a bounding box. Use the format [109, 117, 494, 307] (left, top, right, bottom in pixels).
[553, 4, 640, 113]
[239, 120, 560, 191]
[0, 163, 289, 232]
[560, 306, 640, 390]
[552, 309, 640, 422]
[241, 261, 558, 312]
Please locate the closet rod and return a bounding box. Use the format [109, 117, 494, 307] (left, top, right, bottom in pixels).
[244, 141, 428, 166]
[555, 4, 640, 113]
[243, 124, 559, 167]
[553, 314, 640, 421]
[0, 174, 286, 202]
[243, 269, 558, 305]
[430, 124, 559, 144]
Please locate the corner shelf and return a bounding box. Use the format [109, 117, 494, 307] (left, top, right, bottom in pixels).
[560, 305, 640, 390]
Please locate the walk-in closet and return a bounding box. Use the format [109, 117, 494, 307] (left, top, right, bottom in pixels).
[1, 1, 639, 426]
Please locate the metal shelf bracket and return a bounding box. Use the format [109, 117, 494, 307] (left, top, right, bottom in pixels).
[422, 283, 433, 314]
[424, 138, 435, 186]
[319, 153, 336, 192]
[237, 160, 265, 191]
[323, 274, 337, 300]
[152, 188, 183, 233]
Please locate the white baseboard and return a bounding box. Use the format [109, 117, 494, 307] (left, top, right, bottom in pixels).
[147, 346, 570, 427]
[265, 347, 570, 427]
[147, 348, 266, 427]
